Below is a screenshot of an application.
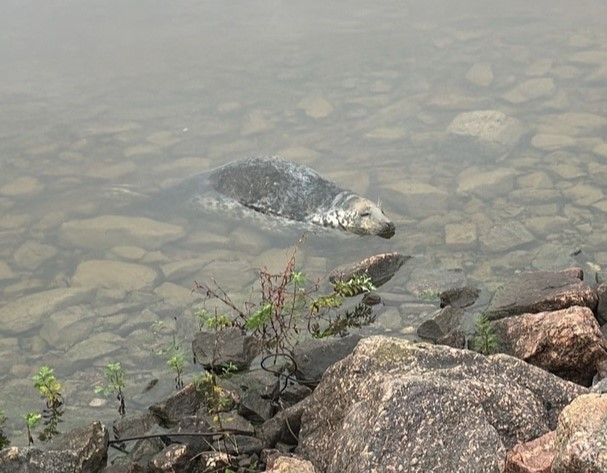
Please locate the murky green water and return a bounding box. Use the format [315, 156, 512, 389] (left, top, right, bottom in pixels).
[1, 0, 607, 443]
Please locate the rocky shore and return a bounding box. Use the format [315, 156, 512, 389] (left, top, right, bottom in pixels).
[2, 266, 607, 473]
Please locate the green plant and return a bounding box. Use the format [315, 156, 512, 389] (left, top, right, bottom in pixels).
[193, 372, 234, 414]
[194, 243, 378, 354]
[0, 409, 10, 449]
[32, 366, 63, 441]
[166, 339, 186, 390]
[195, 308, 231, 331]
[471, 315, 498, 355]
[23, 412, 41, 446]
[95, 362, 126, 417]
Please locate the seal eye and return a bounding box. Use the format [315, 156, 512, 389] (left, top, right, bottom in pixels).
[360, 211, 371, 217]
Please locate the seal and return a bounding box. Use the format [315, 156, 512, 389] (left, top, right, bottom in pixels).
[180, 156, 395, 238]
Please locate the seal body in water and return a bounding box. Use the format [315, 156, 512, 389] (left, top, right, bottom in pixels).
[174, 156, 395, 238]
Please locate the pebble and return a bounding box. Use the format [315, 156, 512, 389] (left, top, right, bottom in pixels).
[0, 287, 93, 335]
[154, 282, 200, 304]
[59, 215, 184, 250]
[384, 181, 448, 219]
[72, 260, 158, 291]
[111, 245, 147, 261]
[447, 110, 524, 149]
[0, 176, 43, 196]
[480, 221, 535, 253]
[242, 110, 272, 135]
[161, 257, 210, 280]
[65, 332, 124, 367]
[0, 260, 16, 280]
[465, 63, 494, 87]
[13, 240, 58, 269]
[445, 223, 478, 250]
[39, 306, 96, 350]
[502, 78, 556, 104]
[123, 143, 158, 158]
[531, 133, 575, 151]
[297, 94, 334, 118]
[457, 167, 516, 199]
[365, 127, 406, 140]
[593, 142, 607, 159]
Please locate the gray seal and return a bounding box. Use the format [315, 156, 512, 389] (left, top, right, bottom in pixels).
[178, 156, 395, 238]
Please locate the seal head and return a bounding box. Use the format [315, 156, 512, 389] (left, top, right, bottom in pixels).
[311, 191, 396, 239]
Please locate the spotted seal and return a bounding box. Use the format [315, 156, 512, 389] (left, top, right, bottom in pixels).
[177, 156, 395, 238]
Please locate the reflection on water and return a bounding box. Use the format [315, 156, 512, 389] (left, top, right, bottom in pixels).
[1, 0, 607, 442]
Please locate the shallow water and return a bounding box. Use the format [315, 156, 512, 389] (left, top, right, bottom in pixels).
[1, 0, 607, 443]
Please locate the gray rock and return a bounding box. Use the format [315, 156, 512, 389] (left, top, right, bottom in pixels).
[71, 259, 158, 291]
[0, 421, 108, 473]
[486, 268, 597, 320]
[595, 283, 607, 325]
[440, 286, 480, 309]
[480, 221, 535, 253]
[552, 394, 607, 473]
[294, 335, 362, 388]
[0, 287, 93, 335]
[257, 398, 310, 448]
[265, 455, 318, 473]
[298, 336, 585, 473]
[492, 306, 607, 386]
[328, 253, 411, 290]
[59, 215, 184, 250]
[192, 327, 261, 371]
[238, 388, 275, 423]
[447, 110, 525, 157]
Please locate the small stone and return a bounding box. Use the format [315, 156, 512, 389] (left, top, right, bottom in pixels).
[365, 127, 406, 140]
[123, 144, 158, 157]
[457, 167, 516, 199]
[445, 223, 478, 250]
[0, 176, 43, 196]
[66, 332, 124, 366]
[447, 110, 524, 149]
[13, 240, 57, 269]
[59, 215, 184, 250]
[154, 282, 200, 304]
[0, 260, 16, 280]
[242, 110, 271, 135]
[480, 221, 535, 253]
[297, 94, 334, 118]
[72, 260, 157, 291]
[465, 63, 494, 87]
[0, 287, 93, 335]
[502, 78, 556, 104]
[531, 134, 575, 151]
[525, 58, 553, 76]
[593, 142, 607, 159]
[110, 245, 147, 261]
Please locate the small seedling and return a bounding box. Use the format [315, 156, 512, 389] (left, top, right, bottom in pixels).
[193, 372, 234, 414]
[167, 340, 186, 390]
[95, 362, 126, 417]
[23, 412, 41, 446]
[471, 315, 498, 355]
[0, 409, 10, 449]
[32, 366, 63, 441]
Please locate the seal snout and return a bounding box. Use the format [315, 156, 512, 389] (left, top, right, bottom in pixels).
[377, 221, 396, 239]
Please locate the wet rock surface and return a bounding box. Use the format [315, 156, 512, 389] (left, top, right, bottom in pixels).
[552, 394, 607, 473]
[485, 268, 597, 320]
[0, 421, 108, 473]
[493, 306, 607, 386]
[297, 337, 585, 473]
